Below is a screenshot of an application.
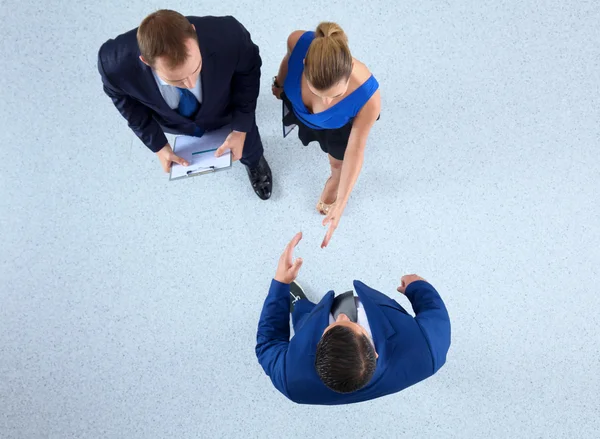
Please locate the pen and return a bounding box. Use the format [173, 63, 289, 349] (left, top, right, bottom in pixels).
[192, 148, 219, 156]
[187, 166, 215, 175]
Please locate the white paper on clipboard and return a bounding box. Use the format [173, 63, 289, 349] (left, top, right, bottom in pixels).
[169, 125, 232, 181]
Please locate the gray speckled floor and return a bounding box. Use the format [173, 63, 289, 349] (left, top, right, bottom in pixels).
[1, 0, 599, 438]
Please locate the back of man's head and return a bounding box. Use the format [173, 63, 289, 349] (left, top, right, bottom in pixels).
[315, 325, 377, 393]
[137, 9, 198, 68]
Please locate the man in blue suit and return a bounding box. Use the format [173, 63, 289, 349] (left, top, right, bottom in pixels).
[98, 10, 272, 199]
[256, 232, 451, 404]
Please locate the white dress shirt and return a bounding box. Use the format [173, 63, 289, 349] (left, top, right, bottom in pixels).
[152, 70, 202, 109]
[329, 294, 373, 339]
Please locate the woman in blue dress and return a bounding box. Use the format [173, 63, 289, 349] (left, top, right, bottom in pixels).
[272, 22, 381, 248]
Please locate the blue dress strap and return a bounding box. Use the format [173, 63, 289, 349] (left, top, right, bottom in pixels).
[338, 75, 379, 117]
[288, 31, 314, 70]
[284, 31, 314, 99]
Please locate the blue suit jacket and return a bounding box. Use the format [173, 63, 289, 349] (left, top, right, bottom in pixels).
[256, 279, 451, 405]
[97, 16, 261, 152]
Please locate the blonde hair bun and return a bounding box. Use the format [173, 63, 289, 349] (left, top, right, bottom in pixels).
[315, 22, 347, 42]
[305, 21, 353, 90]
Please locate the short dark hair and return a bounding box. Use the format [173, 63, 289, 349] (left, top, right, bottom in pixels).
[137, 9, 198, 68]
[315, 325, 377, 393]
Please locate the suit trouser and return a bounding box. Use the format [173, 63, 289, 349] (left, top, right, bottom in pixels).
[162, 120, 264, 168]
[237, 121, 264, 168]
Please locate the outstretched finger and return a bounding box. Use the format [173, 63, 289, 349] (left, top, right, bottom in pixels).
[321, 226, 335, 249]
[284, 232, 303, 265]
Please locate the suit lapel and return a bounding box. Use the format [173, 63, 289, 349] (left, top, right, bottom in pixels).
[138, 60, 189, 121]
[354, 280, 398, 383]
[304, 284, 400, 358]
[354, 281, 396, 340]
[355, 279, 409, 314]
[303, 284, 399, 390]
[306, 291, 335, 355]
[194, 30, 217, 119]
[139, 61, 165, 104]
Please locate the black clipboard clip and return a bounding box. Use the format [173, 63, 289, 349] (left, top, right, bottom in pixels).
[186, 166, 215, 176]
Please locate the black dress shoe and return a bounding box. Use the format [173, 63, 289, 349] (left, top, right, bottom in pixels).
[245, 155, 272, 200]
[290, 281, 307, 312]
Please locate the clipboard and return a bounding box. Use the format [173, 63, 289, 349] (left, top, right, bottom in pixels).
[169, 125, 233, 181]
[282, 99, 297, 138]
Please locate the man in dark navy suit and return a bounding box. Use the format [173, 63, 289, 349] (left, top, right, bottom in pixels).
[256, 232, 451, 405]
[98, 10, 272, 199]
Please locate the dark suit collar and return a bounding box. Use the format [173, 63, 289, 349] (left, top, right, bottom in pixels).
[307, 282, 397, 355]
[189, 15, 217, 59]
[196, 38, 216, 117]
[138, 60, 167, 103]
[136, 60, 187, 121]
[197, 34, 216, 59]
[307, 291, 335, 355]
[136, 39, 212, 122]
[353, 280, 398, 385]
[305, 282, 398, 389]
[353, 280, 397, 341]
[353, 281, 396, 369]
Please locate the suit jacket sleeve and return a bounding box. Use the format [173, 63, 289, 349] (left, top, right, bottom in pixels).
[97, 51, 168, 153]
[255, 279, 290, 398]
[405, 280, 451, 373]
[229, 18, 262, 133]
